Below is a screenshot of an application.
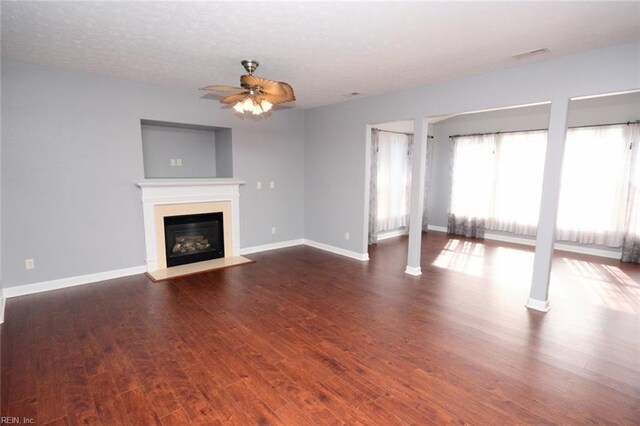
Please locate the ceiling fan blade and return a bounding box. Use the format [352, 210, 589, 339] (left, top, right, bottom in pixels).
[258, 83, 295, 105]
[279, 82, 295, 102]
[241, 74, 288, 97]
[260, 93, 295, 106]
[220, 92, 248, 104]
[199, 85, 244, 92]
[200, 63, 295, 110]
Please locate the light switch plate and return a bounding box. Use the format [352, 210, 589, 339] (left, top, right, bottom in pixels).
[176, 159, 182, 166]
[170, 159, 176, 166]
[270, 181, 275, 189]
[257, 182, 262, 189]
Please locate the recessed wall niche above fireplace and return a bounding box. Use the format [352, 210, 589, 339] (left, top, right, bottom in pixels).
[164, 212, 224, 267]
[140, 119, 233, 179]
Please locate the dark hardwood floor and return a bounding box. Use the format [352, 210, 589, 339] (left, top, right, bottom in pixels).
[2, 232, 639, 425]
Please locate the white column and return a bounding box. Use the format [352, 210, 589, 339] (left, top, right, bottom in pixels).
[405, 118, 428, 275]
[527, 98, 570, 312]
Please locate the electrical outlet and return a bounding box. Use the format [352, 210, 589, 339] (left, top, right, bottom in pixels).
[176, 158, 182, 166]
[170, 159, 176, 166]
[25, 259, 35, 270]
[257, 181, 262, 189]
[271, 227, 277, 235]
[345, 232, 350, 240]
[270, 181, 275, 189]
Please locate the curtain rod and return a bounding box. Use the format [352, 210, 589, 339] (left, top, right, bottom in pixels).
[448, 120, 640, 139]
[372, 128, 413, 136]
[372, 128, 434, 138]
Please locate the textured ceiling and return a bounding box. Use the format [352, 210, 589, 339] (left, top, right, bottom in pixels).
[2, 1, 639, 109]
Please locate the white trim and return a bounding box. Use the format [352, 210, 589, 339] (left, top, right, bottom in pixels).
[0, 289, 5, 324]
[240, 239, 304, 255]
[362, 124, 373, 255]
[3, 265, 147, 298]
[485, 232, 535, 247]
[427, 225, 447, 233]
[426, 225, 620, 259]
[526, 297, 551, 312]
[1, 240, 365, 300]
[303, 239, 370, 261]
[376, 229, 408, 241]
[553, 243, 620, 260]
[136, 178, 245, 188]
[571, 89, 640, 101]
[404, 266, 422, 276]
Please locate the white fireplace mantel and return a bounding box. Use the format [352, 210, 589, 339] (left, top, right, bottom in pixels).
[136, 179, 245, 272]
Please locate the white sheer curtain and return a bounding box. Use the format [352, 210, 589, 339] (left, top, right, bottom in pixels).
[488, 131, 547, 235]
[622, 124, 640, 262]
[449, 131, 547, 237]
[375, 131, 412, 233]
[422, 138, 433, 230]
[556, 124, 632, 247]
[449, 135, 495, 221]
[448, 124, 639, 254]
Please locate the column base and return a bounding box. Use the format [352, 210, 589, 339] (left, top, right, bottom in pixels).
[526, 297, 550, 312]
[404, 266, 422, 276]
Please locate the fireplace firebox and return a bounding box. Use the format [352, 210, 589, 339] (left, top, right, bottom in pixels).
[164, 212, 224, 267]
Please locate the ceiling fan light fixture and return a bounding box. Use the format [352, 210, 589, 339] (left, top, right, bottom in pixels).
[252, 104, 263, 115]
[260, 99, 273, 112]
[233, 101, 244, 113]
[242, 97, 254, 112]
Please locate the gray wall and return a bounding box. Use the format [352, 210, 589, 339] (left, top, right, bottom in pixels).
[141, 123, 217, 178]
[304, 42, 640, 255]
[2, 42, 639, 289]
[1, 60, 305, 288]
[215, 128, 234, 178]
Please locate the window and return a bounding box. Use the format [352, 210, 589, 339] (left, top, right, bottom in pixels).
[490, 131, 547, 235]
[450, 135, 495, 222]
[375, 131, 413, 232]
[449, 131, 547, 236]
[557, 124, 634, 247]
[449, 123, 639, 250]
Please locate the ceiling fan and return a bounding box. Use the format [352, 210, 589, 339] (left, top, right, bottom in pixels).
[200, 60, 295, 116]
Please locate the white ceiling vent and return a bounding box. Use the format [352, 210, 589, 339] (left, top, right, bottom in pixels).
[512, 48, 551, 60]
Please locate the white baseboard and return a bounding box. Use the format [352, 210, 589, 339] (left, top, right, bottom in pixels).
[553, 242, 620, 259]
[427, 225, 447, 233]
[377, 229, 407, 241]
[0, 289, 5, 324]
[240, 239, 304, 255]
[526, 297, 551, 312]
[2, 239, 368, 301]
[484, 232, 536, 247]
[303, 239, 369, 261]
[405, 266, 422, 276]
[426, 225, 620, 260]
[3, 265, 147, 299]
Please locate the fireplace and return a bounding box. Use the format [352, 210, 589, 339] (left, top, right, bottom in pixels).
[164, 212, 224, 267]
[136, 179, 244, 272]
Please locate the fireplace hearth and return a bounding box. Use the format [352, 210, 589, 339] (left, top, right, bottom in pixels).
[164, 212, 224, 267]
